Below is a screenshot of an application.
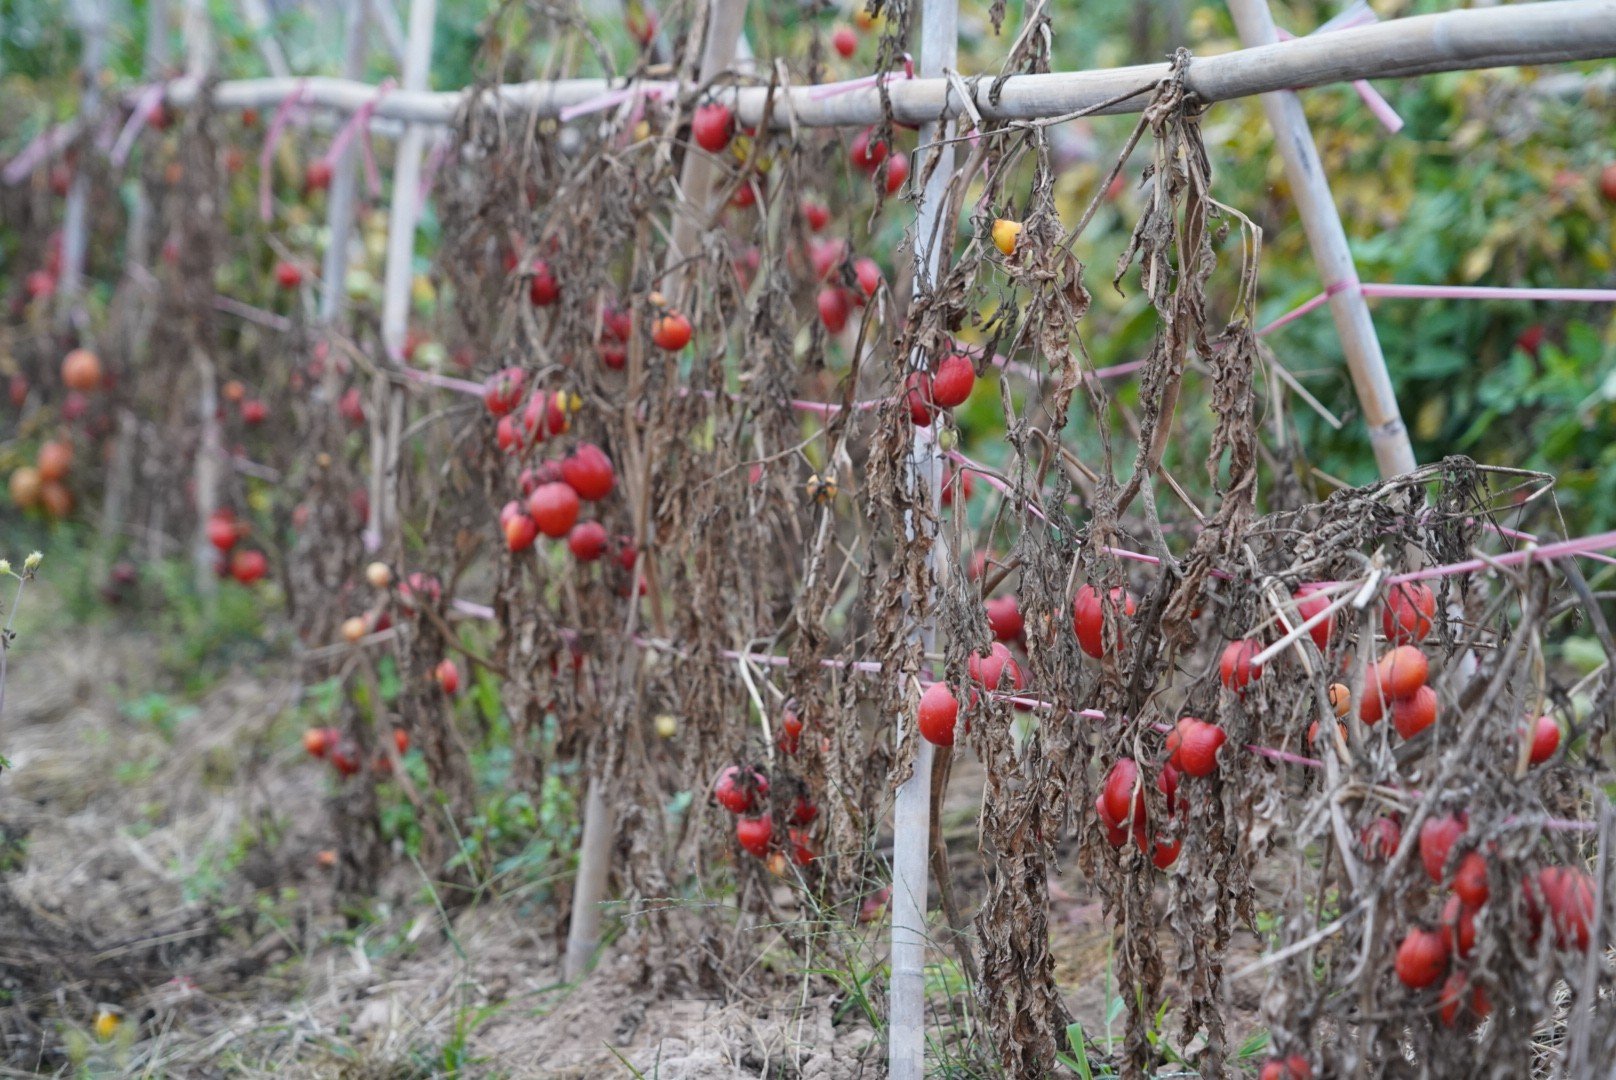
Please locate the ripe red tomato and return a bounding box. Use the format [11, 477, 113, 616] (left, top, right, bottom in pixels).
[929, 353, 975, 408]
[1149, 834, 1181, 870]
[303, 727, 336, 758]
[778, 708, 805, 755]
[1452, 851, 1489, 908]
[1359, 816, 1401, 862]
[1383, 581, 1436, 644]
[434, 659, 461, 695]
[1419, 814, 1466, 883]
[1257, 1056, 1312, 1080]
[1219, 638, 1263, 693]
[61, 347, 103, 391]
[651, 311, 692, 351]
[817, 287, 851, 333]
[1601, 162, 1616, 204]
[714, 765, 768, 814]
[528, 259, 559, 306]
[339, 386, 365, 425]
[1165, 717, 1226, 778]
[1437, 972, 1490, 1028]
[939, 466, 974, 507]
[787, 828, 815, 866]
[1526, 714, 1560, 765]
[1391, 685, 1438, 739]
[393, 729, 411, 754]
[691, 103, 735, 154]
[1526, 865, 1597, 951]
[567, 521, 608, 561]
[736, 815, 773, 857]
[854, 257, 882, 299]
[917, 682, 959, 746]
[503, 507, 538, 552]
[527, 482, 580, 538]
[905, 372, 935, 426]
[561, 443, 615, 501]
[831, 26, 857, 58]
[329, 742, 361, 777]
[206, 510, 240, 552]
[1376, 645, 1429, 700]
[274, 261, 303, 289]
[482, 367, 526, 417]
[985, 596, 1023, 642]
[304, 159, 333, 192]
[1394, 926, 1450, 989]
[1101, 758, 1144, 830]
[1095, 795, 1129, 847]
[967, 641, 1024, 693]
[789, 793, 817, 826]
[1441, 894, 1476, 958]
[1073, 584, 1136, 659]
[884, 152, 909, 194]
[230, 549, 268, 584]
[240, 398, 267, 425]
[801, 199, 830, 232]
[849, 127, 888, 172]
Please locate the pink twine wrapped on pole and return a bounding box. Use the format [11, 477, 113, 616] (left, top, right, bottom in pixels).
[1277, 1, 1403, 134]
[557, 82, 673, 124]
[259, 80, 310, 223]
[808, 55, 915, 101]
[318, 78, 396, 199]
[2, 121, 81, 186]
[1259, 280, 1616, 337]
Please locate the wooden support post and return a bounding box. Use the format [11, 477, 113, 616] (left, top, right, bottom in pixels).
[889, 1, 956, 1077]
[1227, 0, 1416, 479]
[562, 0, 751, 985]
[366, 0, 437, 553]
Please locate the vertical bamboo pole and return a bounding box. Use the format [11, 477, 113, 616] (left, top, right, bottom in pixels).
[889, 1, 956, 1076]
[183, 0, 223, 596]
[125, 0, 171, 273]
[320, 3, 370, 327]
[60, 0, 108, 308]
[366, 0, 437, 552]
[562, 0, 751, 984]
[236, 0, 292, 78]
[1226, 0, 1416, 479]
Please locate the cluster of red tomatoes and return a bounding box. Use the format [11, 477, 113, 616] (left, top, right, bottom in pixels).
[302, 724, 411, 779]
[713, 706, 821, 871]
[205, 507, 269, 584]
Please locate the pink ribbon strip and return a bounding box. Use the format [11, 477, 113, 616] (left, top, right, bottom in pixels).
[418, 133, 452, 214]
[321, 78, 395, 198]
[808, 55, 916, 101]
[1390, 528, 1616, 586]
[1258, 281, 1616, 337]
[400, 367, 485, 396]
[1277, 11, 1403, 134]
[557, 82, 673, 124]
[2, 121, 81, 186]
[259, 80, 310, 223]
[110, 84, 167, 168]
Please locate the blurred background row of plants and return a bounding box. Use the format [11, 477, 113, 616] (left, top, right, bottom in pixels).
[4, 0, 1615, 530]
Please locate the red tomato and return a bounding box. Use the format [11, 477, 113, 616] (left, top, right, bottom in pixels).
[985, 596, 1023, 642]
[527, 482, 580, 538]
[715, 765, 768, 814]
[691, 103, 734, 154]
[1073, 585, 1136, 659]
[1165, 717, 1226, 778]
[561, 443, 615, 501]
[1526, 714, 1560, 765]
[929, 352, 975, 408]
[1376, 645, 1429, 700]
[1383, 581, 1436, 644]
[1394, 926, 1450, 989]
[1391, 685, 1438, 739]
[1219, 638, 1263, 693]
[736, 815, 772, 857]
[917, 682, 959, 746]
[567, 521, 609, 561]
[434, 659, 461, 695]
[1419, 814, 1466, 884]
[482, 367, 526, 417]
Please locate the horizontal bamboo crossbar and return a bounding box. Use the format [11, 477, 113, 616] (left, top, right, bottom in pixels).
[154, 1, 1616, 129]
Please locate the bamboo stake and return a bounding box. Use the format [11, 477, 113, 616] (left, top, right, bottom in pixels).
[365, 0, 437, 553]
[890, 1, 956, 1076]
[1227, 0, 1414, 477]
[236, 0, 291, 79]
[319, 2, 370, 326]
[60, 0, 108, 310]
[124, 0, 171, 274]
[562, 0, 752, 985]
[150, 1, 1616, 130]
[182, 0, 222, 598]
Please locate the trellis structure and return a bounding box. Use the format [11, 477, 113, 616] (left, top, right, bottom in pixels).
[10, 1, 1616, 1076]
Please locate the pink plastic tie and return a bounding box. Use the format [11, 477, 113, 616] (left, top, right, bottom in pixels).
[110, 83, 168, 168]
[259, 80, 310, 222]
